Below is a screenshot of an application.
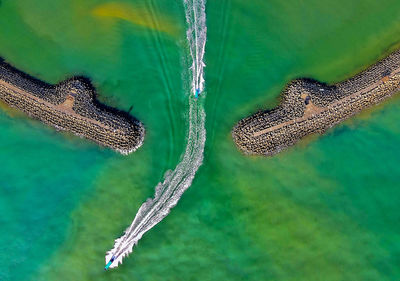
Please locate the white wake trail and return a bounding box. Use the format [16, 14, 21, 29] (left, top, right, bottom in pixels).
[105, 0, 207, 269]
[185, 0, 207, 94]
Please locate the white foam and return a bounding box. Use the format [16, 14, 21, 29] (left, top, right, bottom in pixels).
[184, 0, 207, 94]
[105, 0, 208, 268]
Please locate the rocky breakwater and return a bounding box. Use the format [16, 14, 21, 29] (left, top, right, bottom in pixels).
[232, 49, 400, 156]
[0, 60, 144, 154]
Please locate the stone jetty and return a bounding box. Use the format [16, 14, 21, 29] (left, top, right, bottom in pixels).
[0, 60, 145, 154]
[232, 49, 400, 156]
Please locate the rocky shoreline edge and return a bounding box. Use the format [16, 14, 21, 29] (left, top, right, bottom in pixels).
[0, 59, 145, 154]
[232, 49, 400, 156]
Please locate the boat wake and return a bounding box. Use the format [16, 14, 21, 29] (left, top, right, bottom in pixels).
[105, 0, 207, 269]
[185, 0, 207, 95]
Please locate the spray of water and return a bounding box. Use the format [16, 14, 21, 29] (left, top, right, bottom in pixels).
[105, 0, 207, 269]
[185, 0, 207, 94]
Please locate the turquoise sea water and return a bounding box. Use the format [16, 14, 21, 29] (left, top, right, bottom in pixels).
[0, 0, 399, 280]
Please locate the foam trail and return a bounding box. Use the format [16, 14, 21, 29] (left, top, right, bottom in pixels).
[185, 0, 207, 94]
[105, 0, 207, 269]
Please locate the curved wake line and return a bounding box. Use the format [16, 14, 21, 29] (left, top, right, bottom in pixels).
[105, 0, 207, 269]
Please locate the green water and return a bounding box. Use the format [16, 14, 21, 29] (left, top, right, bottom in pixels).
[0, 0, 399, 280]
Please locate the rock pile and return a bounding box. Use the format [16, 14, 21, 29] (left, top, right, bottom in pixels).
[232, 50, 400, 156]
[0, 61, 144, 154]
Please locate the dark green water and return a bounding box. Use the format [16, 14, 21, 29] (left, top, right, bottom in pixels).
[0, 0, 399, 280]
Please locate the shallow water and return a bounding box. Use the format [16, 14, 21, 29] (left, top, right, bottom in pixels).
[0, 0, 399, 280]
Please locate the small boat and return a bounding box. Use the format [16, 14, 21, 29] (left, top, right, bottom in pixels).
[104, 255, 116, 271]
[195, 88, 200, 99]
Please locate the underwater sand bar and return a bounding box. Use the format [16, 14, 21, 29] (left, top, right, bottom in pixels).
[232, 49, 400, 156]
[0, 60, 144, 154]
